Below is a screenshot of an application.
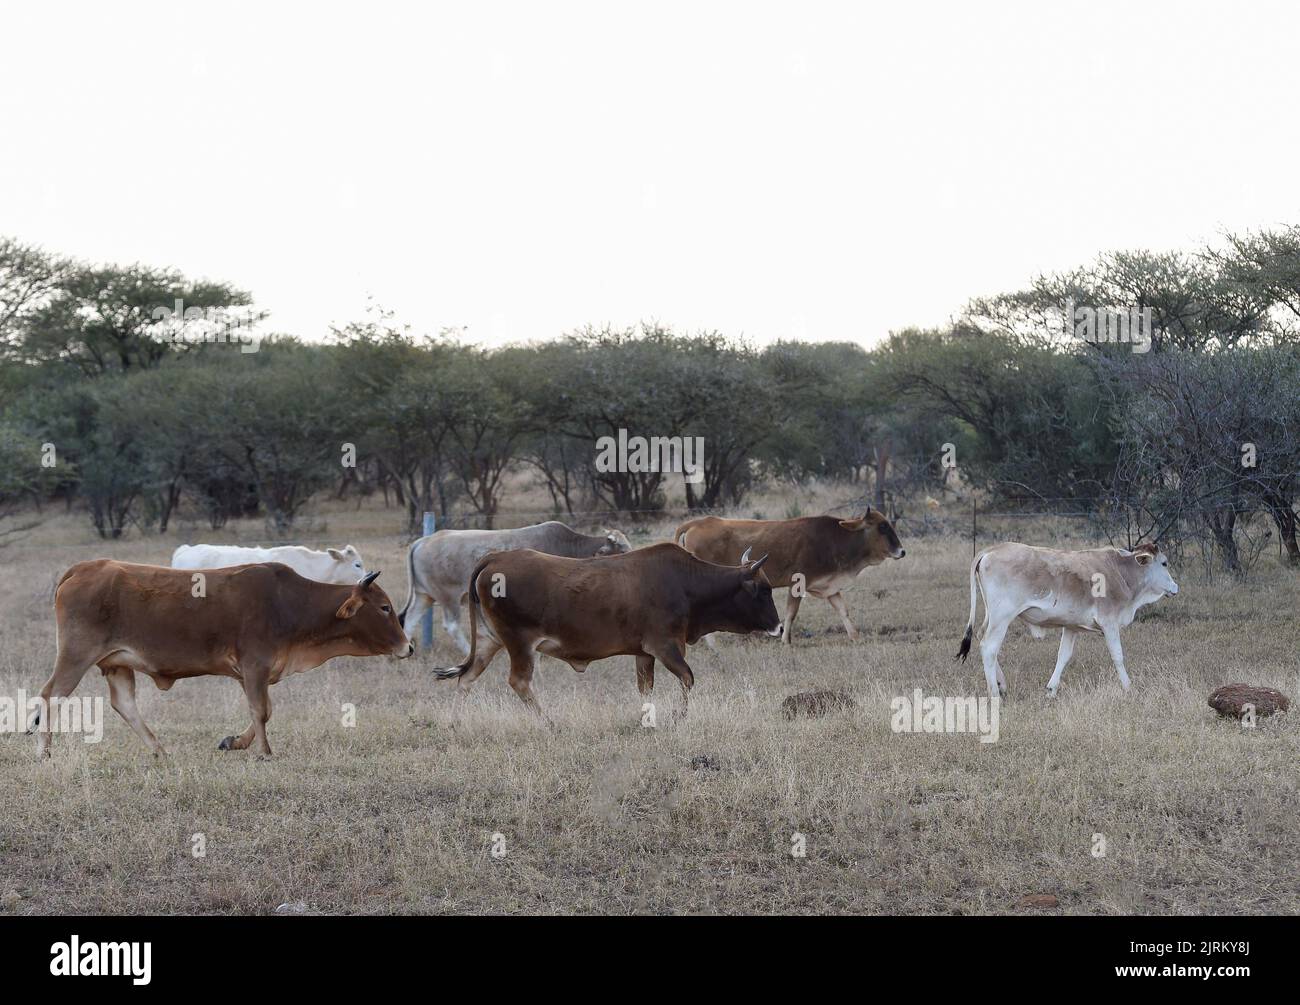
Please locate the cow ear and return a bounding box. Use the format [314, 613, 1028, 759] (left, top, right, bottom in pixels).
[1134, 551, 1153, 566]
[327, 548, 345, 560]
[839, 518, 866, 531]
[335, 593, 365, 619]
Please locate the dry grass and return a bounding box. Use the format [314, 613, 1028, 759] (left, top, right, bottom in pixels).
[1, 494, 1297, 916]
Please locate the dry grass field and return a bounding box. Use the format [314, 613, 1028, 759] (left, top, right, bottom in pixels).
[1, 488, 1297, 915]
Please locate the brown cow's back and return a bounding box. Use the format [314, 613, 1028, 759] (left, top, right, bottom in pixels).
[477, 544, 739, 657]
[434, 542, 781, 715]
[57, 560, 331, 680]
[674, 510, 905, 644]
[38, 559, 411, 757]
[675, 515, 871, 588]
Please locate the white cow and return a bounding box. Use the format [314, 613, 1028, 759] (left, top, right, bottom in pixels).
[170, 543, 367, 585]
[956, 541, 1179, 698]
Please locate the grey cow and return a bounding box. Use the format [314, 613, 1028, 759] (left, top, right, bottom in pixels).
[399, 521, 632, 653]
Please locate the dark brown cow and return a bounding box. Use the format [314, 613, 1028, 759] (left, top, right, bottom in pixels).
[33, 561, 412, 758]
[432, 544, 781, 716]
[674, 510, 905, 644]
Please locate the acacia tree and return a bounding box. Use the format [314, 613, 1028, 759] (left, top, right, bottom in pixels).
[330, 318, 465, 532]
[19, 263, 259, 375]
[967, 247, 1273, 352]
[205, 345, 347, 533]
[1210, 225, 1300, 339]
[0, 237, 77, 359]
[673, 333, 782, 510]
[550, 325, 696, 513]
[442, 347, 532, 528]
[876, 324, 1117, 501]
[1104, 348, 1300, 571]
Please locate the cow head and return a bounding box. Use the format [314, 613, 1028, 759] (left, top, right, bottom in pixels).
[719, 555, 783, 637]
[326, 544, 367, 583]
[1132, 542, 1178, 598]
[839, 508, 906, 562]
[597, 529, 632, 555]
[334, 571, 414, 657]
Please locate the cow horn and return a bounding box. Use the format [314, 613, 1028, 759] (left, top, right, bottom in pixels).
[361, 571, 380, 587]
[739, 546, 752, 564]
[747, 553, 769, 573]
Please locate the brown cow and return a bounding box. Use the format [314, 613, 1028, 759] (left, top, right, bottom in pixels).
[674, 509, 905, 644]
[432, 544, 781, 716]
[32, 561, 412, 758]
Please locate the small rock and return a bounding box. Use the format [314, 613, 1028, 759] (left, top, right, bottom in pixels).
[781, 689, 856, 720]
[1208, 684, 1290, 720]
[1017, 893, 1059, 909]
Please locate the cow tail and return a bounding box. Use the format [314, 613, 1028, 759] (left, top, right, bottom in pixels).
[432, 557, 490, 681]
[955, 553, 983, 663]
[398, 538, 420, 628]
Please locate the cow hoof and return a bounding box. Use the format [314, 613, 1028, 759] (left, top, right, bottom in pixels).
[218, 735, 237, 751]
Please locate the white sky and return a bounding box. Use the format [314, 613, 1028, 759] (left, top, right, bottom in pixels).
[2, 1, 1298, 348]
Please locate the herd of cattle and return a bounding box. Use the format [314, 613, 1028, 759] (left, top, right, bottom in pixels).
[29, 509, 1180, 757]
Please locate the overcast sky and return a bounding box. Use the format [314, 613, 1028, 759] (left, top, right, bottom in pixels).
[3, 1, 1298, 347]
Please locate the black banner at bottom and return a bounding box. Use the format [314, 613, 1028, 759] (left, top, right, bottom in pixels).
[0, 915, 1281, 990]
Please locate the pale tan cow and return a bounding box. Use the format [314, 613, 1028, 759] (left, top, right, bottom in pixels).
[955, 541, 1179, 698]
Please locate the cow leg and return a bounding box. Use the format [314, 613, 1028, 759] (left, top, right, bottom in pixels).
[454, 640, 504, 697]
[782, 590, 802, 645]
[649, 643, 695, 718]
[218, 724, 257, 752]
[441, 603, 471, 655]
[978, 619, 1010, 699]
[235, 676, 273, 757]
[504, 644, 544, 717]
[1101, 626, 1131, 691]
[104, 668, 166, 756]
[1046, 628, 1078, 696]
[825, 592, 858, 640]
[635, 654, 655, 697]
[403, 592, 433, 651]
[33, 649, 99, 759]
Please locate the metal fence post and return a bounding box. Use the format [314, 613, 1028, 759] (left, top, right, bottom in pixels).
[422, 511, 436, 648]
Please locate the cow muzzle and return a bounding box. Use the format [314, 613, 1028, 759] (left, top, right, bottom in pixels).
[396, 641, 415, 658]
[767, 624, 784, 638]
[892, 548, 906, 559]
